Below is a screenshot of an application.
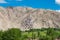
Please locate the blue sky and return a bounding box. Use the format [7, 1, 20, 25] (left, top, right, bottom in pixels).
[0, 0, 60, 10]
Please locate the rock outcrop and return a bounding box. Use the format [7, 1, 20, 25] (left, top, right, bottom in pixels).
[0, 7, 60, 31]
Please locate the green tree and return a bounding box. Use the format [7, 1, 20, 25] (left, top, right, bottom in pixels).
[0, 31, 3, 40]
[2, 28, 21, 40]
[46, 28, 58, 40]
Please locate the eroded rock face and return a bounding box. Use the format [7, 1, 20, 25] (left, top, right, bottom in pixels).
[0, 7, 60, 31]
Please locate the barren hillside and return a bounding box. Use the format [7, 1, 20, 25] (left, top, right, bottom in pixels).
[0, 7, 60, 31]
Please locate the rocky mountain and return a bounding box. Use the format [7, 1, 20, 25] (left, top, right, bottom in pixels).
[0, 7, 60, 31]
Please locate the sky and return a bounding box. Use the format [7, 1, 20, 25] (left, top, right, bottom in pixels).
[0, 0, 60, 11]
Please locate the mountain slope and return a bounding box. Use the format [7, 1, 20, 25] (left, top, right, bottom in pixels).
[0, 7, 60, 31]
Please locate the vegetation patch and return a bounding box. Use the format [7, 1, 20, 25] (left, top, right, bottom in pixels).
[0, 28, 60, 40]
